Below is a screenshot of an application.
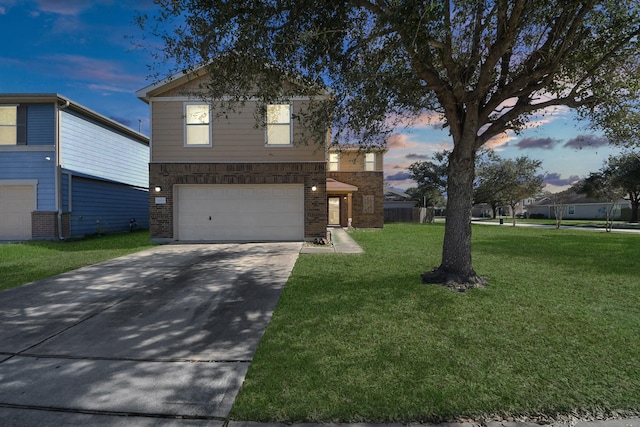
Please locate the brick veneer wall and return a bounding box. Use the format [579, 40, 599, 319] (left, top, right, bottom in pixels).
[32, 211, 71, 239]
[149, 162, 327, 241]
[327, 171, 384, 228]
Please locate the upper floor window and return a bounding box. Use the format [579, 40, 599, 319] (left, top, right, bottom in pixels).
[0, 106, 17, 146]
[266, 104, 291, 146]
[329, 153, 339, 171]
[365, 152, 376, 171]
[184, 103, 211, 146]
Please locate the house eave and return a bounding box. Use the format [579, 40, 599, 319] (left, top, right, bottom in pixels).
[0, 93, 149, 145]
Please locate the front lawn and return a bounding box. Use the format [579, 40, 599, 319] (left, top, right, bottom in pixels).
[0, 231, 155, 291]
[231, 223, 640, 423]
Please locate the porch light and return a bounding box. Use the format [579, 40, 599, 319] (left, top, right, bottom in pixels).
[311, 185, 317, 191]
[154, 186, 162, 192]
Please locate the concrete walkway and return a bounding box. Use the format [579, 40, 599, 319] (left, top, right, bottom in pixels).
[300, 227, 364, 254]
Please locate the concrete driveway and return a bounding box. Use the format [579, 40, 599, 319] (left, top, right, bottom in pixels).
[0, 242, 301, 426]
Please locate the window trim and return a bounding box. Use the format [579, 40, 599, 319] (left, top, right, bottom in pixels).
[0, 104, 18, 146]
[265, 103, 293, 146]
[365, 152, 376, 171]
[328, 152, 339, 171]
[183, 102, 212, 147]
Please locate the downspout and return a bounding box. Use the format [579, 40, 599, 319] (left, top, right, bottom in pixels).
[55, 98, 70, 240]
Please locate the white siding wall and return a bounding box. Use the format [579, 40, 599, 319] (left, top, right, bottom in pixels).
[60, 111, 149, 188]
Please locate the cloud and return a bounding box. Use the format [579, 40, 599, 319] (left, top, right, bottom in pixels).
[88, 83, 135, 94]
[387, 133, 416, 150]
[0, 6, 6, 14]
[564, 134, 608, 149]
[542, 173, 581, 187]
[387, 172, 412, 181]
[483, 131, 517, 151]
[405, 153, 430, 160]
[515, 137, 560, 150]
[39, 54, 141, 87]
[33, 0, 95, 15]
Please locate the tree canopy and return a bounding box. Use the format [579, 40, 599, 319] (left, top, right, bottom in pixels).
[407, 151, 448, 208]
[574, 153, 640, 223]
[139, 0, 640, 289]
[474, 152, 543, 223]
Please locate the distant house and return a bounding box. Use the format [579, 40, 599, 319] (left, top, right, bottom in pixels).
[327, 145, 386, 228]
[528, 193, 630, 220]
[0, 94, 149, 241]
[384, 187, 417, 222]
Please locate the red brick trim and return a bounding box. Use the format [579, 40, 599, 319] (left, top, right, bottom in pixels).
[149, 162, 327, 240]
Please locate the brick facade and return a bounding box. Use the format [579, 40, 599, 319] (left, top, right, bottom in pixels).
[327, 171, 384, 228]
[149, 162, 327, 241]
[32, 211, 71, 240]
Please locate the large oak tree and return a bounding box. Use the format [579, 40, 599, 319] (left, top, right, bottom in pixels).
[139, 0, 640, 289]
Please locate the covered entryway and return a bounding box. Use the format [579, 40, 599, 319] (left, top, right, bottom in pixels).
[175, 184, 304, 241]
[326, 178, 358, 227]
[0, 185, 35, 240]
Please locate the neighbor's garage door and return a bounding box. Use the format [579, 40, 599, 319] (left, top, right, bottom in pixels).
[176, 184, 304, 241]
[0, 185, 35, 240]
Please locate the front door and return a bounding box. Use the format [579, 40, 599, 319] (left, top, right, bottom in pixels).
[328, 197, 341, 225]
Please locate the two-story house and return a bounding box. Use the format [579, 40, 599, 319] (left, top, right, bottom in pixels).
[136, 67, 328, 243]
[327, 145, 386, 228]
[0, 94, 149, 241]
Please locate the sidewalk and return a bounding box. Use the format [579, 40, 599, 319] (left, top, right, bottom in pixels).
[227, 419, 640, 427]
[300, 227, 364, 254]
[471, 219, 640, 234]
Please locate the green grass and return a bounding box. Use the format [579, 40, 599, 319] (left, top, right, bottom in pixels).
[477, 217, 640, 229]
[0, 231, 155, 291]
[230, 223, 640, 423]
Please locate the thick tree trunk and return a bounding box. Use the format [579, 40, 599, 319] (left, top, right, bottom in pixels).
[422, 143, 487, 291]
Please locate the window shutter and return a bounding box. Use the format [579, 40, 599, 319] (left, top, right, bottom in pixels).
[363, 195, 374, 214]
[16, 105, 27, 145]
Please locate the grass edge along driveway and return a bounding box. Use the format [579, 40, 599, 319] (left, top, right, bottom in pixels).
[0, 231, 155, 291]
[230, 223, 640, 424]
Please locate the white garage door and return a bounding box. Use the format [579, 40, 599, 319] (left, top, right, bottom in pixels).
[176, 184, 304, 241]
[0, 186, 35, 240]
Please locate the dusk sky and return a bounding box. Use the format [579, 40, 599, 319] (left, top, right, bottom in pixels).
[0, 0, 627, 192]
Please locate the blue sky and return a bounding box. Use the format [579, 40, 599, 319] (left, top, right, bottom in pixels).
[0, 0, 625, 192]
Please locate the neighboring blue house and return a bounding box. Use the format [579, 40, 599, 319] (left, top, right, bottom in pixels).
[0, 94, 149, 241]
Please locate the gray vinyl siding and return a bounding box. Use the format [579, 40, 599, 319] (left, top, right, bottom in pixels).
[0, 150, 56, 210]
[60, 110, 149, 188]
[150, 100, 325, 163]
[26, 103, 55, 146]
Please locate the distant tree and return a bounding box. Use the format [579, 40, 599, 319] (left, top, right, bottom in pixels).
[474, 151, 509, 219]
[407, 151, 448, 215]
[500, 157, 544, 226]
[573, 172, 625, 231]
[474, 153, 543, 224]
[546, 190, 573, 229]
[139, 1, 640, 289]
[609, 153, 640, 223]
[576, 153, 640, 225]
